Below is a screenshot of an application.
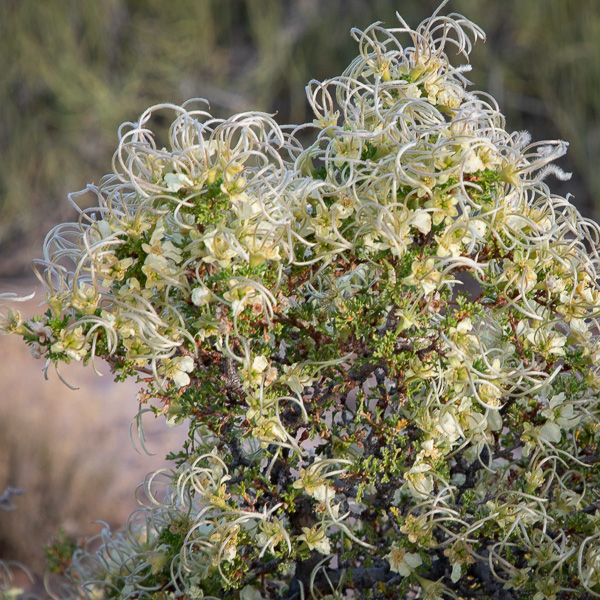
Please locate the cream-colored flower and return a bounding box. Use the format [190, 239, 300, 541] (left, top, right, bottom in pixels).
[142, 221, 182, 264]
[51, 326, 89, 361]
[434, 409, 462, 444]
[202, 229, 238, 268]
[298, 525, 331, 555]
[539, 392, 579, 443]
[164, 172, 194, 192]
[241, 355, 270, 387]
[251, 414, 288, 447]
[281, 363, 312, 395]
[462, 149, 485, 173]
[292, 462, 330, 498]
[385, 544, 422, 576]
[332, 135, 360, 166]
[405, 462, 434, 499]
[409, 210, 432, 235]
[161, 355, 195, 389]
[526, 329, 566, 357]
[191, 286, 212, 306]
[403, 258, 442, 295]
[69, 283, 99, 315]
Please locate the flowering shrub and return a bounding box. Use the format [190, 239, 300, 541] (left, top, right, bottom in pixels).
[3, 3, 600, 599]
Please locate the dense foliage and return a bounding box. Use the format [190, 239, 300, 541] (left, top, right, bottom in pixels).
[2, 4, 600, 599]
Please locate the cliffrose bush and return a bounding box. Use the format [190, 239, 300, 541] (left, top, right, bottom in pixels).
[2, 3, 600, 599]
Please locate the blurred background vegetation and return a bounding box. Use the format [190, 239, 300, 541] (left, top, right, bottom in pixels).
[1, 0, 599, 276]
[1, 0, 599, 589]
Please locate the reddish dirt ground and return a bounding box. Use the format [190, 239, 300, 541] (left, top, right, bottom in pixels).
[0, 279, 186, 592]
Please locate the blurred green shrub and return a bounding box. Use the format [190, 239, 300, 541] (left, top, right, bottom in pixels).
[455, 0, 600, 221]
[0, 0, 598, 276]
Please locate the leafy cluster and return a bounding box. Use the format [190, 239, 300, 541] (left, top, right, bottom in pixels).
[3, 3, 600, 599]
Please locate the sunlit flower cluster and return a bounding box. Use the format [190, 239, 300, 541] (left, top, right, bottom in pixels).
[3, 2, 600, 599]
